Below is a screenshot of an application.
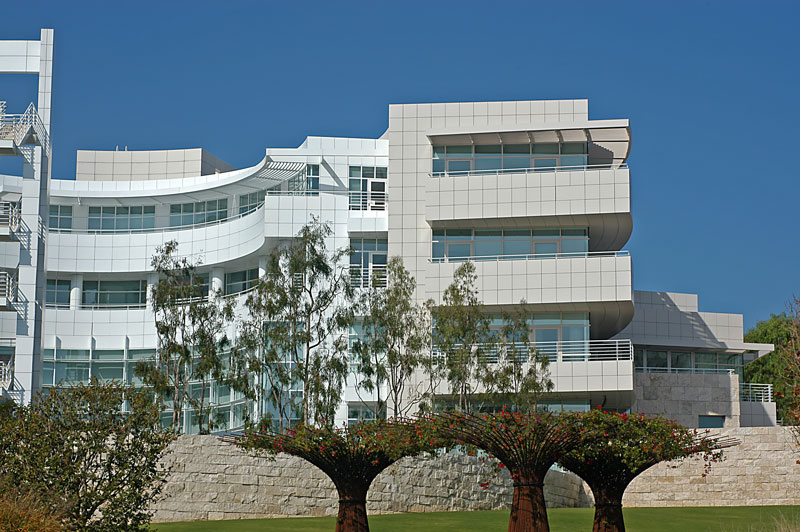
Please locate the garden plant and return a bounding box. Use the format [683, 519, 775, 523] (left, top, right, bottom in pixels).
[234, 420, 432, 532]
[558, 409, 738, 532]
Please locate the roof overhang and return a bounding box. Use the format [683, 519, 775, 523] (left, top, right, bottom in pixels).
[49, 153, 307, 205]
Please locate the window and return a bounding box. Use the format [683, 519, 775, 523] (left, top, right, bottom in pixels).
[431, 227, 588, 262]
[225, 268, 259, 295]
[169, 199, 228, 227]
[46, 279, 71, 307]
[698, 415, 725, 429]
[239, 191, 266, 214]
[350, 238, 388, 288]
[306, 164, 320, 194]
[349, 166, 387, 211]
[347, 403, 383, 425]
[48, 205, 72, 230]
[82, 280, 147, 308]
[635, 350, 745, 375]
[431, 142, 589, 176]
[88, 206, 155, 231]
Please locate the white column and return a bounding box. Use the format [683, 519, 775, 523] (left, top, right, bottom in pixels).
[210, 268, 224, 300]
[146, 272, 159, 308]
[69, 274, 82, 310]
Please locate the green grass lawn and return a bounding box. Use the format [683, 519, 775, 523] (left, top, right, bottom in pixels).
[153, 506, 800, 532]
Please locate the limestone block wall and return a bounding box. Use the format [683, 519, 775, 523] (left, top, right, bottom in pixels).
[152, 427, 800, 522]
[152, 435, 582, 522]
[633, 372, 741, 428]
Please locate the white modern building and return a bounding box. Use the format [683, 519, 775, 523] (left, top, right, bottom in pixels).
[0, 29, 777, 431]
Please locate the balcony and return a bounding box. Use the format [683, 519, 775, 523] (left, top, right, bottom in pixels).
[0, 102, 50, 164]
[0, 271, 16, 310]
[740, 383, 773, 403]
[0, 202, 20, 241]
[431, 339, 633, 394]
[426, 252, 633, 337]
[47, 203, 268, 273]
[425, 165, 631, 251]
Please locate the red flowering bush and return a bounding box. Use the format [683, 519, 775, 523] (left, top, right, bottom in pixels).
[429, 409, 584, 532]
[558, 409, 737, 532]
[235, 420, 434, 532]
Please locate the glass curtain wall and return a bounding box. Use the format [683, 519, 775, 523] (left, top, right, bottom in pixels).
[432, 228, 589, 262]
[432, 142, 589, 176]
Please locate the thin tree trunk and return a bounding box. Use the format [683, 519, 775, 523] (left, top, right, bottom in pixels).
[508, 480, 549, 532]
[336, 487, 369, 532]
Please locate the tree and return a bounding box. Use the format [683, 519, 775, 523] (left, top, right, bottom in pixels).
[0, 381, 175, 532]
[744, 312, 795, 423]
[240, 219, 354, 428]
[136, 240, 238, 434]
[429, 262, 491, 413]
[480, 303, 554, 412]
[776, 297, 800, 444]
[558, 409, 736, 532]
[234, 420, 431, 532]
[350, 257, 430, 420]
[430, 410, 583, 532]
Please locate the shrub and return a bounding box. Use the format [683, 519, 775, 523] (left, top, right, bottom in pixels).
[0, 480, 67, 532]
[0, 381, 176, 532]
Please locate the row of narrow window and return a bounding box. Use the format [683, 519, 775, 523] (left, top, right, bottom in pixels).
[45, 268, 260, 308]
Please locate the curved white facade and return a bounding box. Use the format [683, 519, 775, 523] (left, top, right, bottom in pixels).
[0, 29, 775, 431]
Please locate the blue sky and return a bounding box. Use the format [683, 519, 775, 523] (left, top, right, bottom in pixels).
[1, 1, 797, 329]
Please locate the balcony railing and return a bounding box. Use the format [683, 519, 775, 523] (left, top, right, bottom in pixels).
[350, 266, 387, 289]
[429, 250, 629, 264]
[741, 383, 774, 403]
[429, 163, 628, 178]
[0, 202, 20, 231]
[0, 272, 17, 302]
[0, 361, 12, 391]
[434, 339, 633, 364]
[349, 191, 387, 211]
[635, 367, 736, 375]
[0, 102, 50, 158]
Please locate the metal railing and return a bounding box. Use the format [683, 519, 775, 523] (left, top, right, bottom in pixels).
[0, 361, 12, 391]
[0, 272, 17, 302]
[349, 191, 387, 211]
[0, 202, 20, 231]
[430, 250, 629, 264]
[434, 339, 633, 364]
[50, 202, 265, 235]
[741, 383, 774, 403]
[350, 267, 387, 289]
[635, 366, 736, 375]
[429, 163, 628, 178]
[0, 102, 50, 158]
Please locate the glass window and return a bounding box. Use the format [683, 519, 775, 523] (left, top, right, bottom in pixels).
[239, 190, 267, 214]
[42, 361, 54, 386]
[93, 362, 124, 383]
[431, 142, 590, 177]
[698, 415, 725, 429]
[670, 351, 692, 370]
[561, 143, 588, 155]
[695, 352, 717, 369]
[92, 349, 124, 360]
[225, 269, 259, 295]
[646, 350, 668, 369]
[170, 199, 228, 227]
[348, 166, 388, 210]
[350, 238, 388, 288]
[81, 280, 147, 308]
[431, 227, 588, 262]
[533, 143, 559, 155]
[48, 205, 72, 230]
[55, 362, 90, 384]
[86, 206, 156, 232]
[46, 279, 71, 307]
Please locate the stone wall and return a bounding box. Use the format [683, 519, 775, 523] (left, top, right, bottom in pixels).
[152, 427, 800, 522]
[632, 372, 741, 428]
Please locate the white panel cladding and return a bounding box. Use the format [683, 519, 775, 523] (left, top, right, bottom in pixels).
[426, 166, 630, 221]
[425, 254, 633, 307]
[45, 194, 349, 274]
[613, 290, 752, 350]
[549, 359, 634, 392]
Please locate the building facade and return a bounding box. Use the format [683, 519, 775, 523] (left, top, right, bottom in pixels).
[0, 29, 776, 430]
